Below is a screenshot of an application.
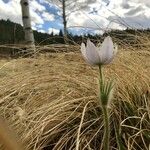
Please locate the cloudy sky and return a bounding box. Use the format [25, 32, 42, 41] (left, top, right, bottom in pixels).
[0, 0, 150, 35]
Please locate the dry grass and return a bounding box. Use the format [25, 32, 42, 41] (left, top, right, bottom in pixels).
[0, 44, 150, 150]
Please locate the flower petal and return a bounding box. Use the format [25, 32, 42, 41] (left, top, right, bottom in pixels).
[86, 39, 100, 65]
[104, 42, 118, 64]
[99, 36, 114, 64]
[81, 43, 87, 60]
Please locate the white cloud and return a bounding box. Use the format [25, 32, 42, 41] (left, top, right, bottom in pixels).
[30, 0, 46, 12]
[36, 24, 43, 29]
[129, 0, 150, 7]
[0, 0, 45, 27]
[38, 29, 46, 33]
[48, 28, 59, 35]
[69, 0, 150, 30]
[0, 0, 22, 24]
[106, 0, 150, 29]
[32, 26, 37, 31]
[30, 9, 44, 25]
[67, 1, 122, 32]
[1, 0, 150, 35]
[42, 12, 55, 21]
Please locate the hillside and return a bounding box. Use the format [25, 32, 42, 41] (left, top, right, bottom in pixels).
[1, 19, 150, 47]
[0, 19, 64, 45]
[0, 46, 149, 149]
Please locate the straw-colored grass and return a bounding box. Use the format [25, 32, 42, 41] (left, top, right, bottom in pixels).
[0, 45, 149, 150]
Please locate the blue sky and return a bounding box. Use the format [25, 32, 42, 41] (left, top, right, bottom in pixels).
[0, 0, 150, 35]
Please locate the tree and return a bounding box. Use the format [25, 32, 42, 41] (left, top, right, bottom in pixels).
[62, 0, 67, 37]
[20, 0, 35, 51]
[59, 29, 63, 37]
[46, 0, 90, 38]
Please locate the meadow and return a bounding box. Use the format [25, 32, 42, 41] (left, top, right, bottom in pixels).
[0, 40, 150, 150]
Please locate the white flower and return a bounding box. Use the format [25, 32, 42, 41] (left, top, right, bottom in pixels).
[81, 36, 117, 66]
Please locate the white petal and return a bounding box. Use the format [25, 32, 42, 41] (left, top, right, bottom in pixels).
[103, 43, 118, 64]
[103, 56, 114, 65]
[86, 39, 100, 65]
[81, 43, 87, 60]
[99, 36, 114, 64]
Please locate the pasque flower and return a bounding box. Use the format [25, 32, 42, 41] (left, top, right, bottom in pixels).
[80, 36, 117, 150]
[81, 36, 117, 65]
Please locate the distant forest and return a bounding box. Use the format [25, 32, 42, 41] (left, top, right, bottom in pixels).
[0, 19, 150, 45]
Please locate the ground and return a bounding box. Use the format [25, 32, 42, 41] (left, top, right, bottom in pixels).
[0, 47, 150, 150]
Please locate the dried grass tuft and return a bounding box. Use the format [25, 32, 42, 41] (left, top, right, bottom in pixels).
[0, 39, 150, 150]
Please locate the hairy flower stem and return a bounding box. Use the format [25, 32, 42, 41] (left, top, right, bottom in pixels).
[99, 65, 103, 90]
[99, 65, 110, 150]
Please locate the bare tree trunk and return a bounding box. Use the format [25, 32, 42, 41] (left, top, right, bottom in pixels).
[20, 0, 35, 52]
[62, 0, 67, 38]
